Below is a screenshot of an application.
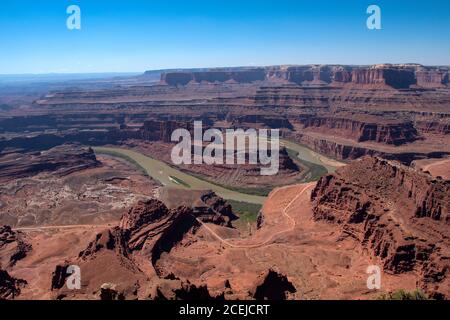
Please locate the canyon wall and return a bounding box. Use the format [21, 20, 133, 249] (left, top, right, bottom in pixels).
[141, 120, 192, 143]
[284, 131, 448, 164]
[296, 114, 420, 145]
[351, 67, 417, 89]
[311, 156, 450, 298]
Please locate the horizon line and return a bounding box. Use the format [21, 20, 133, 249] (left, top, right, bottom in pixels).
[1, 62, 450, 77]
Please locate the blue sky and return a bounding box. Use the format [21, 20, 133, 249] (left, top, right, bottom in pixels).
[0, 0, 449, 74]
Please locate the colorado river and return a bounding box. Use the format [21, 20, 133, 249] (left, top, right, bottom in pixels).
[281, 139, 345, 173]
[94, 141, 343, 205]
[94, 147, 266, 204]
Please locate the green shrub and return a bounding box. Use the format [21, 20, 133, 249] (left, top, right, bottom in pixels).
[377, 289, 429, 300]
[227, 200, 262, 223]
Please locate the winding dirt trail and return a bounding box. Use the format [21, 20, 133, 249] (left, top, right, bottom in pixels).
[195, 184, 311, 249]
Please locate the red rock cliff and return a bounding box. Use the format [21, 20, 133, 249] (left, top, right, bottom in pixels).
[311, 156, 449, 298]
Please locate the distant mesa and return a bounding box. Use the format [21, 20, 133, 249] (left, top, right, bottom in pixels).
[161, 68, 266, 86]
[159, 64, 449, 89]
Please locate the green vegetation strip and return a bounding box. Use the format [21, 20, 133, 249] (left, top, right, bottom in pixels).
[377, 289, 429, 300]
[187, 171, 273, 197]
[227, 200, 262, 223]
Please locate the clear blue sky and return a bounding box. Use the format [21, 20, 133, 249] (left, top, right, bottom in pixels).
[0, 0, 449, 74]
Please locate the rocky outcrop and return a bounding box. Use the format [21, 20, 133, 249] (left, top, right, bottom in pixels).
[311, 156, 449, 297]
[0, 269, 27, 300]
[80, 197, 232, 262]
[0, 130, 131, 154]
[157, 189, 239, 227]
[153, 280, 225, 300]
[415, 67, 447, 88]
[351, 66, 416, 89]
[50, 200, 195, 298]
[332, 66, 353, 82]
[0, 225, 31, 268]
[99, 283, 127, 300]
[415, 119, 450, 135]
[251, 269, 296, 300]
[49, 196, 240, 299]
[116, 199, 200, 269]
[78, 227, 129, 260]
[287, 66, 315, 84]
[0, 143, 101, 182]
[119, 199, 169, 232]
[196, 191, 238, 227]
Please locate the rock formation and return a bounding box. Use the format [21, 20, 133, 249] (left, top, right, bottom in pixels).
[296, 114, 420, 145]
[153, 280, 225, 300]
[311, 156, 449, 298]
[0, 225, 31, 268]
[50, 196, 238, 299]
[0, 269, 27, 300]
[0, 143, 100, 182]
[350, 66, 416, 89]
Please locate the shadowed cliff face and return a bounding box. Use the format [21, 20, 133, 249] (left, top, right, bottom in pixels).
[350, 68, 417, 89]
[0, 226, 29, 300]
[311, 156, 449, 298]
[161, 69, 266, 85]
[251, 269, 296, 300]
[0, 269, 27, 299]
[0, 225, 32, 268]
